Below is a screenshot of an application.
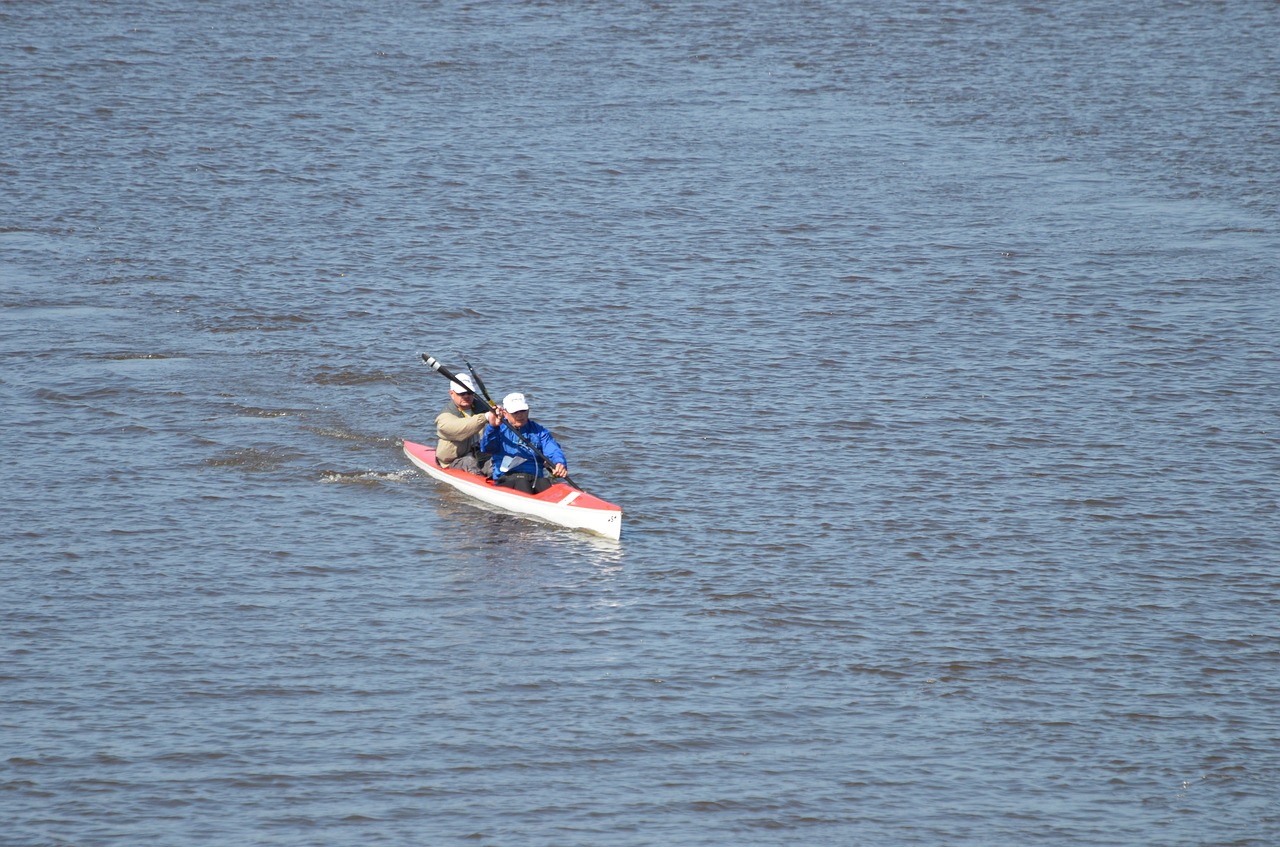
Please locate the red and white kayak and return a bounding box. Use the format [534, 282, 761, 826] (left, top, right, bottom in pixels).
[402, 440, 622, 540]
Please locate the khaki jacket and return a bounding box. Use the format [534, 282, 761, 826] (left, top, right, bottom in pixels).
[435, 402, 488, 466]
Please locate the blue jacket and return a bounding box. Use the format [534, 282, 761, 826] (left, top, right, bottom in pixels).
[480, 420, 567, 480]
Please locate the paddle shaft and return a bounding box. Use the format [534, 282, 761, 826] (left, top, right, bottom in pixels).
[421, 353, 576, 487]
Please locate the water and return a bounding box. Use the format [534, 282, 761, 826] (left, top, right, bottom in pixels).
[3, 1, 1278, 844]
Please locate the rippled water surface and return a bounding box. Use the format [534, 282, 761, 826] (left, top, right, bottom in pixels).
[3, 1, 1278, 844]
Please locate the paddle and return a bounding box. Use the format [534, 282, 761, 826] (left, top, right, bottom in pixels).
[421, 353, 578, 489]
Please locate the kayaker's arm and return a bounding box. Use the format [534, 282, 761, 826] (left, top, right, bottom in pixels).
[523, 424, 568, 478]
[533, 425, 567, 471]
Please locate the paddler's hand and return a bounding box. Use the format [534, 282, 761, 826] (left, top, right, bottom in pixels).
[486, 407, 503, 427]
[551, 463, 567, 477]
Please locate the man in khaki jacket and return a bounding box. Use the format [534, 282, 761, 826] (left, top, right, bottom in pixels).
[435, 373, 501, 475]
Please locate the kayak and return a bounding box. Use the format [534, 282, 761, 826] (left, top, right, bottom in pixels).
[402, 440, 622, 540]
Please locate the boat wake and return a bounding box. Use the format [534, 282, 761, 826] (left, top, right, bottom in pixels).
[319, 468, 416, 485]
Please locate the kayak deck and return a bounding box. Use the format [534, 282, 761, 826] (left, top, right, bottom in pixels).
[402, 440, 622, 540]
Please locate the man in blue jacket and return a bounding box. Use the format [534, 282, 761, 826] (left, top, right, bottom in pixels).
[479, 392, 569, 494]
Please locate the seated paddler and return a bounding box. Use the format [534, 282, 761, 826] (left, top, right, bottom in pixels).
[434, 373, 501, 476]
[479, 391, 569, 494]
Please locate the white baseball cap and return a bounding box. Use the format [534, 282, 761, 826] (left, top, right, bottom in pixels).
[448, 373, 476, 394]
[502, 392, 529, 413]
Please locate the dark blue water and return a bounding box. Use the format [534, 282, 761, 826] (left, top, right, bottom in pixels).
[4, 1, 1278, 844]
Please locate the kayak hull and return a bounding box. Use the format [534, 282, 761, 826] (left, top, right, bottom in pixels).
[402, 440, 622, 540]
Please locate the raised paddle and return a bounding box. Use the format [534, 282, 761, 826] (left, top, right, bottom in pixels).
[464, 359, 495, 407]
[421, 353, 579, 489]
